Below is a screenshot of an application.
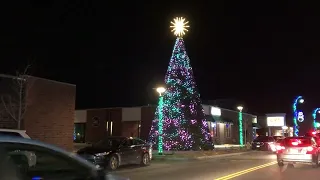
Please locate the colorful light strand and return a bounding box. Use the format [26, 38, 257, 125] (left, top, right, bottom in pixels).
[238, 111, 244, 146]
[158, 96, 164, 154]
[148, 37, 210, 150]
[312, 108, 320, 130]
[292, 96, 303, 136]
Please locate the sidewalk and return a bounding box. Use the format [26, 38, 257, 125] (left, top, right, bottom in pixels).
[152, 149, 251, 161]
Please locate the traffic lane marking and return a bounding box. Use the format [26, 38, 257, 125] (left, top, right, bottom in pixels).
[215, 161, 277, 180]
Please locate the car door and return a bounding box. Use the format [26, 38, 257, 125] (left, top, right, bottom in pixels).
[119, 139, 136, 164]
[0, 142, 96, 180]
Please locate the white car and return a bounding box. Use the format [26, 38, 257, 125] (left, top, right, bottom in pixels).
[0, 129, 36, 166]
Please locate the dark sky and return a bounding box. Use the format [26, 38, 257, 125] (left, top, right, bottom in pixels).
[1, 1, 320, 115]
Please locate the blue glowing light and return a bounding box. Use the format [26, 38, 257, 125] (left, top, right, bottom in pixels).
[312, 108, 320, 130]
[293, 96, 303, 136]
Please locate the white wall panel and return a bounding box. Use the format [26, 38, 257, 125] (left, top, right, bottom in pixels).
[202, 105, 210, 115]
[75, 110, 87, 123]
[122, 108, 141, 121]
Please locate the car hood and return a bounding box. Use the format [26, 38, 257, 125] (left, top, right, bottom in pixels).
[77, 145, 115, 155]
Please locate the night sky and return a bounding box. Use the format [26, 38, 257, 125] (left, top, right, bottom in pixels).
[1, 1, 319, 116]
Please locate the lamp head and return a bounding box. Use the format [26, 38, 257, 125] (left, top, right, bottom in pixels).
[237, 106, 243, 111]
[156, 87, 166, 95]
[299, 99, 304, 103]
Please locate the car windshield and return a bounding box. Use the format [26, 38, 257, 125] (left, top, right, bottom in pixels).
[94, 138, 123, 148]
[283, 137, 312, 147]
[253, 136, 271, 142]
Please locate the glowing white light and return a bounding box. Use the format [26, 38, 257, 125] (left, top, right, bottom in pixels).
[237, 106, 243, 111]
[156, 87, 166, 96]
[170, 17, 189, 37]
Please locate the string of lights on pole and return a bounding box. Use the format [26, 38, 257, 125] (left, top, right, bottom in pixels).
[156, 87, 166, 155]
[312, 108, 320, 130]
[237, 106, 244, 146]
[292, 96, 304, 136]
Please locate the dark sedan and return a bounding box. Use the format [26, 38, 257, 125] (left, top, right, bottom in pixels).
[77, 136, 152, 170]
[252, 136, 276, 151]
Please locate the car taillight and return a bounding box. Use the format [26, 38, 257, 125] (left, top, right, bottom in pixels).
[276, 145, 285, 150]
[307, 146, 313, 151]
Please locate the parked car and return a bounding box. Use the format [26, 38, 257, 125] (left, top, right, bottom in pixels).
[0, 129, 30, 138]
[0, 136, 129, 180]
[0, 129, 36, 167]
[276, 136, 320, 168]
[251, 136, 276, 151]
[77, 136, 152, 170]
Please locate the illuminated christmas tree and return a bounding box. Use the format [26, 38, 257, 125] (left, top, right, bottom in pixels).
[149, 17, 211, 151]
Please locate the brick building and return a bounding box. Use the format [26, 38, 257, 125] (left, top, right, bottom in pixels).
[75, 105, 258, 145]
[0, 75, 76, 151]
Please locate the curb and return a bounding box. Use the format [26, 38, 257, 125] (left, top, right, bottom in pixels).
[153, 151, 251, 161]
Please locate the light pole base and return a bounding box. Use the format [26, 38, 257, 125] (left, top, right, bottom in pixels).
[158, 152, 163, 155]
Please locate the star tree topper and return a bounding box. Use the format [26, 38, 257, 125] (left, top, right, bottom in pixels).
[170, 17, 190, 37]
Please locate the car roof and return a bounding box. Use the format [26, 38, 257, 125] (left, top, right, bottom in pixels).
[0, 136, 98, 170]
[0, 129, 27, 133]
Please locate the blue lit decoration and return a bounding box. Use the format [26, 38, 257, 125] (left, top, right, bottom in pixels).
[312, 108, 320, 130]
[293, 96, 304, 136]
[297, 111, 304, 122]
[73, 128, 76, 140]
[32, 177, 42, 180]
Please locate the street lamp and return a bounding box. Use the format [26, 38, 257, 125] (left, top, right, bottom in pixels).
[156, 87, 166, 155]
[293, 96, 304, 136]
[312, 108, 320, 130]
[237, 106, 244, 146]
[156, 87, 166, 96]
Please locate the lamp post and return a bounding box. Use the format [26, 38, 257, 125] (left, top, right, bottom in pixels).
[156, 87, 166, 155]
[237, 106, 244, 146]
[293, 96, 304, 136]
[312, 108, 320, 131]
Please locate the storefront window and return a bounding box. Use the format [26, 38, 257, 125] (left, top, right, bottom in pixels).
[225, 124, 231, 138]
[74, 123, 86, 143]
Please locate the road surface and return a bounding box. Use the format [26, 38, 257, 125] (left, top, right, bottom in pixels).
[113, 151, 320, 180]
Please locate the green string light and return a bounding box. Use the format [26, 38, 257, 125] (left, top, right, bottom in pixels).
[238, 111, 243, 146]
[158, 96, 164, 154]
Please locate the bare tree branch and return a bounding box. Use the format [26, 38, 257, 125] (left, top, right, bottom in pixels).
[0, 65, 32, 129]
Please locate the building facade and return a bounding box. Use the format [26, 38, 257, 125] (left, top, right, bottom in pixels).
[75, 105, 258, 145]
[0, 75, 76, 151]
[256, 113, 293, 137]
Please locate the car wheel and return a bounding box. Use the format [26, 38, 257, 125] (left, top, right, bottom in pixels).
[312, 158, 319, 168]
[277, 161, 284, 167]
[108, 155, 119, 170]
[140, 153, 150, 166]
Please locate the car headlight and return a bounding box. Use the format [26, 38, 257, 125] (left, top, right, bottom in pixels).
[95, 152, 110, 157]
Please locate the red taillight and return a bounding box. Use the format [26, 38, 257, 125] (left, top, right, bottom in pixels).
[307, 146, 313, 151]
[312, 131, 317, 135]
[292, 142, 298, 146]
[276, 145, 285, 151]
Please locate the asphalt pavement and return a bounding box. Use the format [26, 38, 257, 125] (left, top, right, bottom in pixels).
[112, 151, 283, 180]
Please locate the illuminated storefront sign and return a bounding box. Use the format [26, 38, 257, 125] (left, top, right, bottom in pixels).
[267, 116, 285, 127]
[211, 107, 221, 116]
